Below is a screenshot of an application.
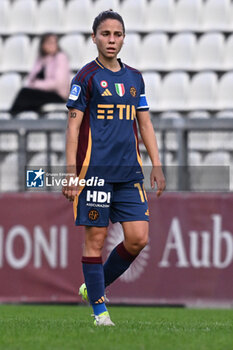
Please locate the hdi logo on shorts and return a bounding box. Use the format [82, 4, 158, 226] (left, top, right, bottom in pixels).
[26, 169, 45, 188]
[86, 191, 111, 203]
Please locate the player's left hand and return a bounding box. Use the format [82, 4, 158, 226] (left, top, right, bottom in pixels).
[150, 166, 166, 197]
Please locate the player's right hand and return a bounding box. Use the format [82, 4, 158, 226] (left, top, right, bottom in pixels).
[62, 176, 79, 202]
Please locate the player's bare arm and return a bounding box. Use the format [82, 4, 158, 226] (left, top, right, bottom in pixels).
[137, 110, 166, 197]
[62, 108, 84, 202]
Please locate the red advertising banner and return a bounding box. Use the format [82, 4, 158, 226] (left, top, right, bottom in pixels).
[0, 193, 232, 305]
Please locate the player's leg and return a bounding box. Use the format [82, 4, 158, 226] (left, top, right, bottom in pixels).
[122, 220, 149, 255]
[75, 180, 115, 325]
[83, 225, 107, 256]
[81, 227, 109, 316]
[104, 180, 149, 287]
[104, 221, 148, 287]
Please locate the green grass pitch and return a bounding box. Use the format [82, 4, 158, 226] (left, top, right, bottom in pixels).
[0, 305, 232, 350]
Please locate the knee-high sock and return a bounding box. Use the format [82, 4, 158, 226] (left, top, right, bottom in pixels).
[104, 242, 138, 287]
[82, 256, 107, 316]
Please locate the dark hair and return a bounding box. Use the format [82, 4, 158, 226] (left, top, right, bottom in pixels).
[39, 33, 60, 57]
[92, 9, 125, 35]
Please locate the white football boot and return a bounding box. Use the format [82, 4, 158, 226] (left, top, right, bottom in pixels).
[93, 311, 115, 326]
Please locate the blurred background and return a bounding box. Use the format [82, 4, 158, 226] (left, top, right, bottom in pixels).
[0, 0, 232, 307]
[0, 0, 233, 191]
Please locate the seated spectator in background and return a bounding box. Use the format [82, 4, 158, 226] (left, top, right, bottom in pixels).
[11, 33, 70, 113]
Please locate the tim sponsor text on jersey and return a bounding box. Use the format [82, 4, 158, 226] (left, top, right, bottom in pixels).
[97, 104, 136, 120]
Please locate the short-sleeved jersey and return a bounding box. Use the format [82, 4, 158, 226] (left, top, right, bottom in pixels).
[66, 58, 149, 182]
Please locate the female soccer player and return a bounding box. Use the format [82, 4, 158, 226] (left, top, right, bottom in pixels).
[63, 10, 165, 326]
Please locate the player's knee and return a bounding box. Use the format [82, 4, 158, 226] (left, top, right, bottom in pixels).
[86, 235, 105, 250]
[136, 236, 148, 252]
[127, 234, 148, 254]
[94, 236, 106, 251]
[85, 228, 107, 254]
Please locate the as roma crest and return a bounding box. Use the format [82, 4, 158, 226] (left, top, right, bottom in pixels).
[130, 86, 137, 97]
[88, 209, 99, 221]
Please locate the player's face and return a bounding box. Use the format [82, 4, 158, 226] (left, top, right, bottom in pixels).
[92, 19, 125, 60]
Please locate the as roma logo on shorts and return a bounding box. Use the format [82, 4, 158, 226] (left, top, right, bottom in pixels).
[88, 209, 99, 221]
[115, 83, 125, 97]
[130, 86, 137, 97]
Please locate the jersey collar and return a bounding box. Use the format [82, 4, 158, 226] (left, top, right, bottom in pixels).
[95, 57, 126, 76]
